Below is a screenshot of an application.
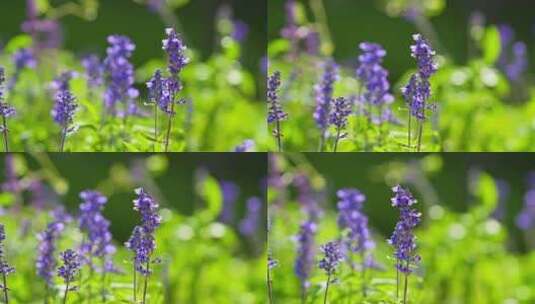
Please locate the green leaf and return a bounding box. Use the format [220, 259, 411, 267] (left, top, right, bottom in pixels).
[482, 26, 501, 64]
[473, 171, 498, 217]
[196, 174, 222, 222]
[5, 35, 33, 53]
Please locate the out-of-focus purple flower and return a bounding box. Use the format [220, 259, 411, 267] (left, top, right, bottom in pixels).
[126, 188, 161, 276]
[2, 154, 20, 193]
[294, 220, 316, 290]
[22, 0, 61, 50]
[57, 249, 81, 283]
[234, 139, 255, 152]
[293, 173, 322, 221]
[103, 35, 139, 116]
[232, 20, 249, 42]
[163, 28, 188, 77]
[314, 60, 338, 131]
[147, 0, 164, 12]
[497, 24, 529, 83]
[8, 48, 37, 91]
[492, 179, 509, 221]
[305, 30, 320, 56]
[36, 219, 65, 285]
[0, 68, 15, 119]
[78, 190, 116, 270]
[51, 71, 76, 93]
[388, 185, 421, 274]
[356, 42, 395, 124]
[239, 197, 262, 236]
[402, 34, 437, 121]
[329, 97, 352, 130]
[337, 188, 374, 253]
[51, 89, 77, 126]
[318, 241, 344, 276]
[281, 0, 299, 55]
[218, 181, 240, 224]
[267, 71, 287, 124]
[516, 174, 535, 230]
[0, 224, 15, 277]
[82, 55, 104, 88]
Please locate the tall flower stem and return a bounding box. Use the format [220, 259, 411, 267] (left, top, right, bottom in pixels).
[267, 268, 273, 304]
[333, 128, 341, 152]
[396, 259, 400, 300]
[416, 119, 423, 152]
[403, 273, 409, 304]
[142, 260, 150, 304]
[62, 279, 70, 304]
[44, 284, 49, 304]
[154, 103, 158, 152]
[2, 116, 8, 152]
[133, 263, 137, 303]
[275, 120, 282, 152]
[164, 103, 175, 152]
[323, 273, 331, 304]
[360, 251, 367, 297]
[407, 113, 412, 148]
[59, 125, 67, 152]
[318, 129, 326, 152]
[2, 272, 8, 304]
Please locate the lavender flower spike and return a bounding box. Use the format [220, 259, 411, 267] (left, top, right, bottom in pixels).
[401, 34, 437, 151]
[82, 55, 104, 88]
[161, 28, 188, 152]
[388, 185, 421, 302]
[0, 225, 14, 304]
[57, 249, 81, 303]
[294, 220, 316, 300]
[329, 97, 352, 152]
[314, 60, 338, 151]
[126, 188, 161, 303]
[0, 68, 15, 152]
[9, 48, 37, 91]
[267, 71, 287, 152]
[51, 89, 78, 152]
[319, 241, 344, 304]
[234, 139, 255, 152]
[36, 220, 65, 286]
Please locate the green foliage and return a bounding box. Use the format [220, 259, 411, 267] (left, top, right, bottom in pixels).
[269, 154, 535, 303]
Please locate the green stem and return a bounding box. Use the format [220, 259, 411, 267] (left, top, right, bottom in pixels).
[62, 280, 70, 304]
[275, 120, 282, 152]
[133, 263, 137, 303]
[2, 271, 8, 304]
[403, 273, 409, 304]
[396, 260, 400, 300]
[142, 260, 150, 304]
[154, 103, 158, 152]
[360, 251, 367, 298]
[2, 116, 9, 152]
[318, 129, 326, 152]
[267, 268, 273, 304]
[333, 127, 341, 152]
[417, 119, 423, 152]
[164, 104, 175, 152]
[323, 273, 331, 304]
[59, 125, 67, 152]
[407, 112, 412, 148]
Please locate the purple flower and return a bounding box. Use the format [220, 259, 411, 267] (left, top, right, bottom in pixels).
[293, 173, 322, 221]
[267, 71, 287, 124]
[78, 190, 116, 269]
[239, 197, 262, 236]
[0, 68, 15, 119]
[402, 34, 437, 120]
[305, 30, 320, 56]
[103, 35, 139, 116]
[126, 188, 161, 276]
[356, 42, 395, 124]
[51, 89, 77, 126]
[233, 139, 255, 152]
[336, 188, 374, 253]
[162, 28, 188, 77]
[318, 241, 344, 275]
[516, 174, 535, 230]
[218, 181, 240, 224]
[329, 97, 352, 130]
[36, 220, 65, 285]
[146, 69, 176, 114]
[232, 20, 249, 42]
[388, 185, 421, 274]
[51, 71, 76, 93]
[314, 60, 338, 130]
[8, 48, 36, 90]
[0, 224, 15, 276]
[1, 155, 19, 193]
[57, 249, 81, 283]
[294, 220, 316, 290]
[82, 55, 104, 88]
[281, 0, 300, 56]
[268, 254, 279, 270]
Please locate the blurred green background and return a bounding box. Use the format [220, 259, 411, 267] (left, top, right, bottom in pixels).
[268, 0, 534, 83]
[299, 153, 535, 252]
[0, 153, 266, 245]
[0, 0, 266, 96]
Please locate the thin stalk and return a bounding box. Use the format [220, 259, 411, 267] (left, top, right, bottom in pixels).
[267, 268, 273, 304]
[142, 260, 150, 304]
[360, 251, 367, 298]
[101, 258, 106, 303]
[403, 273, 409, 304]
[275, 120, 282, 152]
[318, 129, 326, 152]
[333, 128, 341, 152]
[2, 272, 8, 304]
[407, 112, 412, 148]
[164, 103, 176, 152]
[300, 286, 306, 304]
[417, 119, 423, 152]
[133, 263, 137, 303]
[2, 116, 9, 152]
[154, 103, 158, 152]
[62, 279, 70, 304]
[87, 263, 94, 304]
[396, 259, 400, 300]
[59, 125, 67, 152]
[323, 273, 331, 304]
[44, 284, 49, 304]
